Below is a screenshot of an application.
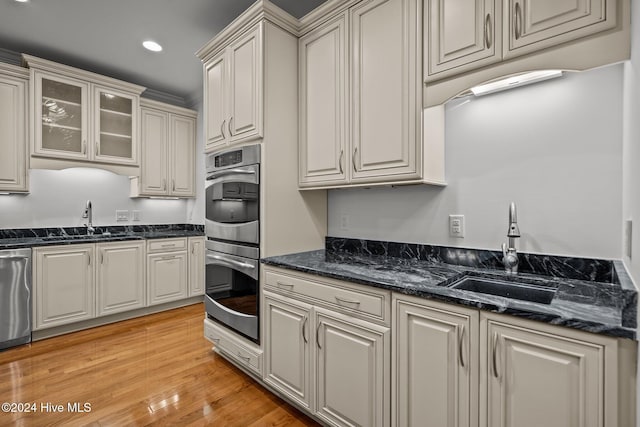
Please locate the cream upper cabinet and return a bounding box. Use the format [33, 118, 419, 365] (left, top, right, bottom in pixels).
[204, 23, 263, 152]
[96, 241, 145, 317]
[504, 0, 615, 59]
[482, 315, 615, 427]
[394, 296, 479, 427]
[33, 244, 95, 330]
[188, 236, 205, 297]
[299, 14, 348, 187]
[0, 64, 28, 193]
[263, 291, 312, 410]
[25, 55, 144, 169]
[350, 0, 421, 182]
[132, 99, 196, 198]
[425, 0, 500, 80]
[315, 307, 390, 427]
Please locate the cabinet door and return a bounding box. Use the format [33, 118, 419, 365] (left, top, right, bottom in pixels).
[425, 0, 500, 80]
[315, 308, 390, 427]
[484, 319, 606, 427]
[299, 15, 348, 187]
[0, 73, 27, 192]
[93, 86, 138, 164]
[96, 241, 145, 316]
[147, 251, 188, 305]
[139, 107, 168, 195]
[228, 24, 263, 144]
[34, 245, 94, 329]
[169, 115, 195, 197]
[395, 298, 478, 427]
[350, 0, 420, 182]
[205, 51, 227, 151]
[33, 71, 89, 160]
[188, 237, 205, 296]
[263, 292, 312, 410]
[504, 0, 615, 58]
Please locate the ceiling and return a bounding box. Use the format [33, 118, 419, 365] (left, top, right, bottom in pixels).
[0, 0, 326, 106]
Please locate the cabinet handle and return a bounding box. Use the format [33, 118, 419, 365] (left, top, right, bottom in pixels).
[276, 281, 294, 290]
[458, 324, 466, 368]
[161, 243, 175, 248]
[95, 142, 99, 157]
[172, 179, 176, 191]
[352, 147, 358, 172]
[88, 253, 91, 266]
[82, 140, 86, 155]
[302, 316, 308, 344]
[100, 251, 104, 265]
[220, 119, 226, 139]
[237, 352, 251, 363]
[191, 244, 195, 255]
[316, 322, 322, 349]
[162, 179, 166, 190]
[161, 255, 176, 261]
[211, 337, 220, 345]
[229, 117, 234, 136]
[484, 13, 492, 49]
[492, 331, 500, 379]
[334, 295, 361, 307]
[339, 150, 344, 174]
[514, 2, 522, 40]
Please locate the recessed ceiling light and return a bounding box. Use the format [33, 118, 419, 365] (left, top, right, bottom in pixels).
[142, 41, 163, 52]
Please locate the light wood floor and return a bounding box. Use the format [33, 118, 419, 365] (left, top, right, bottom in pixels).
[0, 303, 319, 426]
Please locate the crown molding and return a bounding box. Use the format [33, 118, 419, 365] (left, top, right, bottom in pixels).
[140, 97, 197, 118]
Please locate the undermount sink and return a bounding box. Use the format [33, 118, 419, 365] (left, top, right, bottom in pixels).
[449, 276, 557, 305]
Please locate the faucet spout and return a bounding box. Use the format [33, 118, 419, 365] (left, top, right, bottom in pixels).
[502, 202, 520, 274]
[507, 202, 521, 238]
[82, 200, 94, 235]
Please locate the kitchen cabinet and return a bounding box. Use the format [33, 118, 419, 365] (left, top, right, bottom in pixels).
[25, 55, 144, 168]
[425, 0, 500, 79]
[204, 23, 263, 152]
[0, 63, 28, 193]
[263, 267, 391, 427]
[33, 244, 95, 329]
[188, 236, 205, 296]
[131, 99, 196, 198]
[204, 316, 263, 376]
[299, 0, 445, 189]
[96, 241, 145, 316]
[147, 238, 188, 306]
[393, 293, 623, 427]
[394, 296, 479, 427]
[298, 14, 348, 187]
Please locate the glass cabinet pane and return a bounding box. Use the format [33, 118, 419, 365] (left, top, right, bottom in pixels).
[98, 91, 133, 159]
[41, 78, 83, 153]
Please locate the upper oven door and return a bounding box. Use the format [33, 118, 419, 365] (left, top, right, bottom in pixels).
[205, 164, 260, 244]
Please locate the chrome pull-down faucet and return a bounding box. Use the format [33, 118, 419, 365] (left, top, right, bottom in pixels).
[82, 200, 95, 236]
[502, 202, 520, 274]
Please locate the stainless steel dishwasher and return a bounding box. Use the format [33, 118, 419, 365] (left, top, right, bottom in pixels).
[0, 248, 32, 351]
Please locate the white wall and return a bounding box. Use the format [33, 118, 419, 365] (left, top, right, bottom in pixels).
[0, 168, 190, 229]
[329, 64, 624, 259]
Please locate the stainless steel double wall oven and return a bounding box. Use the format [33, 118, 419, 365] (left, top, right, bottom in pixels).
[204, 144, 260, 343]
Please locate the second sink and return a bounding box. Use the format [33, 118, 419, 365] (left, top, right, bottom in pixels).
[449, 276, 557, 304]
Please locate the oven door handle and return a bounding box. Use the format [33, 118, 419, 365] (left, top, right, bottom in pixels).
[206, 169, 256, 180]
[206, 254, 255, 270]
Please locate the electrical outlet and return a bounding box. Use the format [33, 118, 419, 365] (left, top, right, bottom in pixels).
[116, 210, 129, 222]
[449, 214, 465, 238]
[132, 210, 141, 221]
[625, 219, 633, 258]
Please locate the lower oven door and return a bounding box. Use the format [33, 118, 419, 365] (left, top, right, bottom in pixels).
[205, 250, 259, 343]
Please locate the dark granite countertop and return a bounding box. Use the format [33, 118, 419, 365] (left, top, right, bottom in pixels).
[0, 224, 204, 249]
[262, 241, 638, 340]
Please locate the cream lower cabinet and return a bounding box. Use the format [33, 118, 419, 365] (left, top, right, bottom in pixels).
[0, 63, 28, 193]
[263, 268, 391, 427]
[188, 236, 205, 296]
[147, 238, 188, 306]
[96, 241, 145, 316]
[394, 296, 479, 427]
[393, 293, 624, 427]
[34, 244, 95, 330]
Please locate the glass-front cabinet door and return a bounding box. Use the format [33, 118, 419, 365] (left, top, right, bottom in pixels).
[93, 86, 138, 164]
[34, 72, 89, 159]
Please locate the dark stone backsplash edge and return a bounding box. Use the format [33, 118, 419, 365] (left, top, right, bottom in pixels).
[0, 224, 204, 239]
[326, 236, 620, 284]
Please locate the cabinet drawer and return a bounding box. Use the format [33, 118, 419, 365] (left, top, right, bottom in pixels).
[204, 318, 263, 376]
[147, 238, 187, 253]
[265, 269, 390, 324]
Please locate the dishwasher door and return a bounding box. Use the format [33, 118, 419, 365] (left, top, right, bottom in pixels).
[0, 248, 32, 351]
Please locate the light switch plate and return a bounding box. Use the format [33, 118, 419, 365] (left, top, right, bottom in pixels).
[116, 210, 129, 222]
[132, 210, 141, 221]
[449, 214, 465, 238]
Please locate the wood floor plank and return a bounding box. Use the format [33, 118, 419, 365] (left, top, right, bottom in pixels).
[0, 303, 319, 427]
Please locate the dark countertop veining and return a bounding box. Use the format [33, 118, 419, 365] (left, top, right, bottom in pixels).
[0, 224, 204, 249]
[262, 238, 638, 340]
